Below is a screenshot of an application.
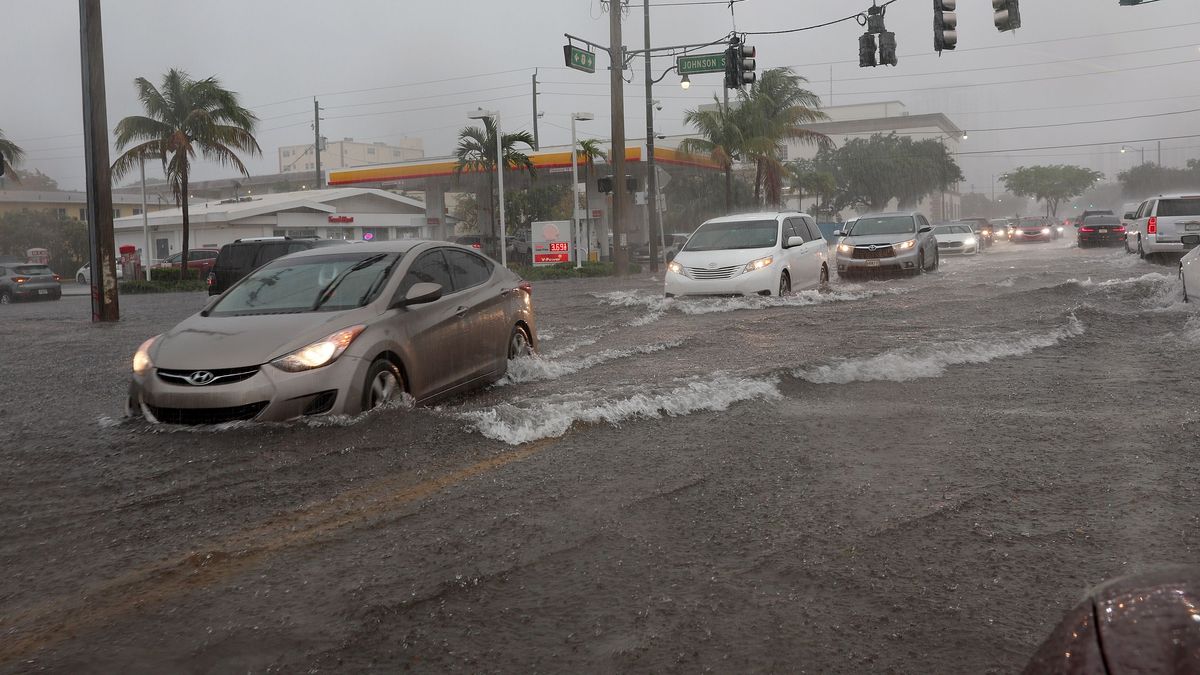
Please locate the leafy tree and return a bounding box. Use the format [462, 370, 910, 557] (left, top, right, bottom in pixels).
[662, 172, 753, 234]
[739, 68, 830, 206]
[1117, 162, 1199, 199]
[5, 169, 59, 191]
[505, 185, 572, 233]
[111, 69, 260, 280]
[0, 210, 90, 274]
[0, 128, 25, 180]
[575, 138, 607, 223]
[788, 159, 837, 218]
[812, 134, 962, 214]
[1002, 165, 1103, 218]
[680, 98, 747, 211]
[453, 118, 536, 260]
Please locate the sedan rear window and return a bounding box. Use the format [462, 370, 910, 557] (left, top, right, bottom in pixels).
[846, 216, 916, 236]
[1157, 198, 1200, 217]
[210, 252, 399, 315]
[683, 220, 778, 251]
[14, 265, 54, 276]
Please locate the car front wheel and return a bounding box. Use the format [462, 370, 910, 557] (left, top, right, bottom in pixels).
[508, 325, 532, 360]
[0, 291, 11, 305]
[361, 358, 403, 412]
[77, 274, 87, 284]
[777, 271, 791, 296]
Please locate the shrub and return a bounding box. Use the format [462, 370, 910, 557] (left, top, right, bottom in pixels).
[119, 279, 207, 294]
[510, 261, 641, 281]
[149, 267, 203, 282]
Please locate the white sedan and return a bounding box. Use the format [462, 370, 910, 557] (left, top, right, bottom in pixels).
[932, 224, 981, 255]
[1182, 246, 1200, 302]
[75, 263, 124, 284]
[665, 212, 830, 297]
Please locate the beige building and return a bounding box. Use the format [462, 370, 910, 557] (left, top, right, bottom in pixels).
[278, 137, 424, 175]
[0, 189, 171, 221]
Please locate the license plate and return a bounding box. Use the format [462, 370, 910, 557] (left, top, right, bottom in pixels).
[1187, 224, 1200, 231]
[37, 289, 48, 295]
[865, 259, 880, 268]
[1098, 229, 1108, 234]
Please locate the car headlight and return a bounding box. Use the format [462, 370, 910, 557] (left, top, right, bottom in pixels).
[1014, 230, 1024, 236]
[1041, 227, 1051, 235]
[132, 335, 161, 375]
[964, 236, 976, 245]
[667, 260, 683, 275]
[895, 239, 917, 251]
[744, 256, 773, 273]
[271, 325, 365, 373]
[837, 243, 854, 254]
[1056, 226, 1064, 233]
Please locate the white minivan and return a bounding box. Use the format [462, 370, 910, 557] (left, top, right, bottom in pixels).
[1124, 194, 1200, 260]
[665, 212, 829, 297]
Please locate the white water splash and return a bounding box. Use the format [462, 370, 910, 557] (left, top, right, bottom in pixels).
[793, 316, 1086, 384]
[591, 286, 904, 323]
[1182, 316, 1200, 345]
[461, 374, 781, 445]
[499, 340, 684, 385]
[545, 336, 600, 358]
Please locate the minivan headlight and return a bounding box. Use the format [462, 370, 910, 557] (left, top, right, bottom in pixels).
[271, 325, 365, 372]
[667, 260, 683, 275]
[837, 243, 854, 254]
[744, 256, 773, 273]
[895, 239, 917, 251]
[132, 335, 161, 375]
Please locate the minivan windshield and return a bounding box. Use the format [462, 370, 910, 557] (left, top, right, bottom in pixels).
[683, 220, 778, 251]
[210, 252, 398, 316]
[846, 216, 916, 236]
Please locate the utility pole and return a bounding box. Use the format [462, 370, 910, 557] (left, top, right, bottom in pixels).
[313, 98, 322, 189]
[609, 0, 629, 275]
[79, 0, 118, 322]
[532, 71, 540, 150]
[643, 0, 660, 273]
[1157, 140, 1162, 166]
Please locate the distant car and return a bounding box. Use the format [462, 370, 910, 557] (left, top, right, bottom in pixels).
[206, 237, 352, 295]
[128, 241, 536, 424]
[953, 218, 993, 248]
[816, 222, 843, 243]
[153, 248, 219, 273]
[0, 263, 62, 304]
[834, 211, 939, 278]
[1076, 215, 1125, 248]
[632, 233, 691, 264]
[453, 235, 483, 250]
[1071, 209, 1114, 227]
[989, 219, 1011, 241]
[933, 223, 981, 255]
[1011, 217, 1056, 243]
[1123, 193, 1200, 261]
[75, 262, 125, 284]
[1181, 246, 1199, 302]
[665, 212, 829, 297]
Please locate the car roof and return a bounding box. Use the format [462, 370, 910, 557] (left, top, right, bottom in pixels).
[1153, 193, 1200, 199]
[281, 239, 463, 259]
[703, 211, 805, 224]
[855, 211, 920, 219]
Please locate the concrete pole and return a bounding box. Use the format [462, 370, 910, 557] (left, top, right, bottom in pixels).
[141, 154, 150, 280]
[495, 114, 507, 268]
[313, 98, 321, 189]
[79, 0, 118, 322]
[532, 71, 540, 151]
[609, 0, 628, 275]
[643, 0, 661, 273]
[572, 114, 581, 269]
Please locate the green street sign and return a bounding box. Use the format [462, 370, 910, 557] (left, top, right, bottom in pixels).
[564, 45, 597, 74]
[677, 52, 727, 76]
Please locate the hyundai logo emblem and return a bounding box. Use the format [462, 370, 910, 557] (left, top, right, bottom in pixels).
[185, 371, 216, 386]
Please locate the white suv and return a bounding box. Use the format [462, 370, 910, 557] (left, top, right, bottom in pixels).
[1124, 194, 1200, 260]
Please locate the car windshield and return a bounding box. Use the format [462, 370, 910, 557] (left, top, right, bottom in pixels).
[934, 225, 971, 235]
[209, 252, 399, 316]
[846, 216, 916, 236]
[1158, 198, 1200, 217]
[683, 220, 778, 251]
[1083, 216, 1120, 225]
[14, 265, 54, 275]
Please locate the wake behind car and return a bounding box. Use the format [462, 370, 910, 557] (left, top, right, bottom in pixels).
[932, 223, 980, 255]
[665, 212, 829, 297]
[835, 211, 939, 278]
[0, 263, 62, 303]
[128, 241, 536, 424]
[1076, 215, 1125, 248]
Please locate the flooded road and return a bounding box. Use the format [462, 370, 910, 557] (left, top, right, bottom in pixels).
[2, 241, 1198, 673]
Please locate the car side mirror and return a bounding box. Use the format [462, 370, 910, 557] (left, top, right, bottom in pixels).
[1124, 212, 1136, 220]
[833, 230, 844, 237]
[918, 226, 933, 234]
[397, 282, 443, 308]
[786, 236, 805, 248]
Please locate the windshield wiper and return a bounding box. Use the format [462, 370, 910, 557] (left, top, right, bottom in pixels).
[311, 254, 388, 311]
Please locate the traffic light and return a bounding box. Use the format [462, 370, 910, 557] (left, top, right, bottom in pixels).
[724, 37, 757, 89]
[598, 176, 637, 194]
[858, 6, 896, 69]
[879, 32, 899, 66]
[934, 0, 957, 53]
[859, 33, 877, 68]
[993, 0, 1020, 32]
[724, 44, 737, 89]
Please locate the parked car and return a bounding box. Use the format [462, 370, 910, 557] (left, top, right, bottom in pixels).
[834, 211, 939, 278]
[1076, 215, 1125, 248]
[153, 248, 220, 273]
[632, 233, 691, 265]
[665, 212, 829, 297]
[128, 241, 536, 424]
[207, 237, 352, 295]
[932, 223, 981, 255]
[0, 263, 62, 304]
[1011, 217, 1057, 243]
[1123, 193, 1200, 261]
[953, 218, 993, 248]
[1181, 246, 1199, 302]
[75, 262, 125, 284]
[453, 235, 483, 250]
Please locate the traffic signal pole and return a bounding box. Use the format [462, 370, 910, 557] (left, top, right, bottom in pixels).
[78, 0, 119, 322]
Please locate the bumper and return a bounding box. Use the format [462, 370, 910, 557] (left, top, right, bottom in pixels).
[937, 243, 978, 255]
[836, 248, 920, 274]
[665, 265, 776, 296]
[129, 354, 369, 424]
[14, 285, 61, 300]
[1012, 232, 1052, 242]
[1143, 237, 1188, 255]
[1078, 234, 1124, 245]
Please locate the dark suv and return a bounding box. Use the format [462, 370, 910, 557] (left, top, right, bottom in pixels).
[0, 263, 62, 304]
[206, 237, 352, 295]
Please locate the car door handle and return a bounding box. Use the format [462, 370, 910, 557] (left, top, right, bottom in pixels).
[455, 305, 470, 318]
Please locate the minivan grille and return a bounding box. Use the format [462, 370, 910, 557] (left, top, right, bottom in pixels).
[685, 265, 742, 279]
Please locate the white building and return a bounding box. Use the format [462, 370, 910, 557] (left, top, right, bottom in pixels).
[278, 137, 424, 174]
[112, 188, 429, 260]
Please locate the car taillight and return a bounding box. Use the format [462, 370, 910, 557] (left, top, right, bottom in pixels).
[13, 276, 28, 284]
[472, 243, 481, 249]
[1115, 225, 1126, 232]
[1147, 216, 1157, 235]
[205, 272, 215, 287]
[1080, 227, 1096, 233]
[52, 274, 61, 281]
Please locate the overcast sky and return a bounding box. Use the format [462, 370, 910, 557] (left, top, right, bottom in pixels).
[2, 0, 1197, 193]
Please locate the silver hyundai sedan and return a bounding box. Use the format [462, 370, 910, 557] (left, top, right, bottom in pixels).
[127, 241, 536, 424]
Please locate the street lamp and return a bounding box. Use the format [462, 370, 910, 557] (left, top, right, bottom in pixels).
[1120, 145, 1146, 164]
[571, 112, 594, 269]
[468, 108, 507, 267]
[680, 74, 691, 90]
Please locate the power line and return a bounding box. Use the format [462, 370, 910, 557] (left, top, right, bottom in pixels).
[957, 133, 1200, 157]
[740, 0, 903, 36]
[965, 107, 1200, 134]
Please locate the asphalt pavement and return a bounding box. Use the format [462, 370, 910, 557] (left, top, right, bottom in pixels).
[1, 240, 1197, 673]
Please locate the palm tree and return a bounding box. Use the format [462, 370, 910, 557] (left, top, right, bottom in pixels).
[111, 69, 260, 279]
[0, 128, 25, 180]
[679, 99, 746, 211]
[740, 68, 831, 207]
[453, 118, 536, 260]
[576, 139, 607, 248]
